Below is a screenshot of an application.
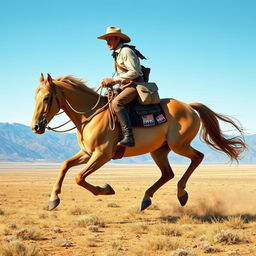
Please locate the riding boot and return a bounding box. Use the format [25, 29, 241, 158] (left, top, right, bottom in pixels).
[116, 109, 135, 147]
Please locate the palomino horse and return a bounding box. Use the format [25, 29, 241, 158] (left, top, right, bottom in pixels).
[31, 74, 246, 211]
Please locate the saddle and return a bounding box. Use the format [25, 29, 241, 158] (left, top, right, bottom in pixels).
[127, 101, 167, 127]
[105, 89, 167, 128]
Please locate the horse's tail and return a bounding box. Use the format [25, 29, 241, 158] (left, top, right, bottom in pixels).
[190, 103, 247, 162]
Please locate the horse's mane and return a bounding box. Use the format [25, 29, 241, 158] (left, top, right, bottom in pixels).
[55, 75, 98, 96]
[56, 75, 87, 88]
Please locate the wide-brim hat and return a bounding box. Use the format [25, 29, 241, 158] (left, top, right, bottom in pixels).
[97, 26, 131, 43]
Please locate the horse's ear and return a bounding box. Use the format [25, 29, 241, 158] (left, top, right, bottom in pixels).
[40, 73, 44, 82]
[47, 73, 53, 85]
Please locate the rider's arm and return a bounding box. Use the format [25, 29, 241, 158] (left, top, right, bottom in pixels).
[113, 47, 143, 84]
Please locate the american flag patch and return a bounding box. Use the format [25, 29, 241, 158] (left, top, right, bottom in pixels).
[156, 114, 166, 124]
[142, 114, 155, 126]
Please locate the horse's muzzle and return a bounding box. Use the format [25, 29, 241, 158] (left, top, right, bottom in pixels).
[31, 118, 47, 134]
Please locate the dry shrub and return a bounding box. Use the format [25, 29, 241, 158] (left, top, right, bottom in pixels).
[55, 239, 73, 247]
[52, 227, 62, 233]
[0, 240, 39, 256]
[107, 202, 120, 208]
[15, 228, 42, 241]
[226, 250, 240, 256]
[74, 214, 105, 228]
[69, 206, 90, 215]
[110, 241, 127, 251]
[197, 241, 219, 253]
[176, 214, 201, 225]
[223, 216, 245, 229]
[0, 209, 5, 215]
[8, 223, 17, 229]
[170, 248, 197, 256]
[130, 222, 149, 234]
[87, 225, 99, 232]
[3, 227, 12, 236]
[146, 236, 180, 251]
[214, 229, 240, 244]
[154, 223, 182, 237]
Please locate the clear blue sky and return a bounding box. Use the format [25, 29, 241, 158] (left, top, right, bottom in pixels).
[0, 0, 255, 134]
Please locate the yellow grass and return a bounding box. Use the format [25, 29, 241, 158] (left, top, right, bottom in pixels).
[0, 163, 256, 255]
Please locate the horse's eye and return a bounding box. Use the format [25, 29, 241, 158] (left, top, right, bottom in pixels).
[43, 97, 49, 102]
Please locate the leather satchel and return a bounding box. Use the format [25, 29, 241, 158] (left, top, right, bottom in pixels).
[136, 82, 160, 105]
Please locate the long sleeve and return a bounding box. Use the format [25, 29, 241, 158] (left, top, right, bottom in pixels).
[113, 47, 143, 84]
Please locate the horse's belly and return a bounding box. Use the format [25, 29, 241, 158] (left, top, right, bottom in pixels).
[123, 126, 166, 157]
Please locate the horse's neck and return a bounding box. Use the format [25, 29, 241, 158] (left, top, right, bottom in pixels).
[58, 83, 106, 129]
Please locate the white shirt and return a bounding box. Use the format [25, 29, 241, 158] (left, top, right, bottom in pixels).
[113, 43, 143, 84]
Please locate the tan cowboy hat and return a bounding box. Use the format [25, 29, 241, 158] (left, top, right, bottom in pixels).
[97, 26, 131, 43]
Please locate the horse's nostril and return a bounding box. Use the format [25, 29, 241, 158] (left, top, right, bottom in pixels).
[34, 125, 39, 131]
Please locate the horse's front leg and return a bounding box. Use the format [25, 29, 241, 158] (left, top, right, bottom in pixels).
[75, 150, 115, 196]
[49, 150, 90, 210]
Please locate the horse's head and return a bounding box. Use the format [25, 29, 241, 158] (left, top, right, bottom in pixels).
[31, 73, 61, 134]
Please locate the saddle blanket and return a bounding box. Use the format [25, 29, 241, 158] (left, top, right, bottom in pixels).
[128, 103, 167, 127]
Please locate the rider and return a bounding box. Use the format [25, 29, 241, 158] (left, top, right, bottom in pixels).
[97, 26, 144, 147]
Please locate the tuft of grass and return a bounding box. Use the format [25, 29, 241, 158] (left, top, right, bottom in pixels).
[74, 214, 105, 228]
[0, 240, 40, 256]
[7, 223, 17, 229]
[87, 225, 99, 232]
[0, 209, 5, 215]
[223, 216, 245, 229]
[3, 227, 12, 236]
[176, 214, 201, 225]
[146, 236, 180, 251]
[52, 227, 62, 233]
[198, 241, 219, 253]
[170, 248, 197, 256]
[130, 222, 149, 234]
[213, 229, 240, 244]
[55, 239, 73, 247]
[69, 206, 90, 215]
[15, 228, 42, 241]
[107, 202, 120, 208]
[110, 241, 127, 251]
[154, 223, 182, 237]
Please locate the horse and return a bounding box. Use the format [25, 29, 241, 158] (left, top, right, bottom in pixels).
[31, 73, 247, 211]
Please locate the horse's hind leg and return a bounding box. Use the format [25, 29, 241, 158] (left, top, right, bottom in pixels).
[172, 145, 204, 206]
[141, 144, 174, 211]
[49, 150, 90, 210]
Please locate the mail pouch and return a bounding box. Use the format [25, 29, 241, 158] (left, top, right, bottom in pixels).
[135, 82, 160, 105]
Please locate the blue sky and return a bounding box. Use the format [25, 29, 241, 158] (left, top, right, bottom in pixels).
[0, 0, 255, 134]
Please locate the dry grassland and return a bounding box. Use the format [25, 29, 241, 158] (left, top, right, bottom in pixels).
[0, 162, 256, 256]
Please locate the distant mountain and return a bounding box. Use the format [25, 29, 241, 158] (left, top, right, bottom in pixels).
[0, 123, 255, 164]
[0, 123, 79, 162]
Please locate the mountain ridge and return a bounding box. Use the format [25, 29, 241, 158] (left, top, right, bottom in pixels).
[0, 122, 255, 164]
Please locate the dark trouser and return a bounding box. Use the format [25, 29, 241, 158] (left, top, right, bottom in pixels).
[112, 86, 138, 113]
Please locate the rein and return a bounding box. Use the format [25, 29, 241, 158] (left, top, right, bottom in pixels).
[46, 84, 116, 133]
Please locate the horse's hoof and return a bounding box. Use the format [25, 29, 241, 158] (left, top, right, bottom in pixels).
[104, 184, 115, 195]
[48, 198, 60, 211]
[141, 199, 152, 211]
[178, 191, 188, 207]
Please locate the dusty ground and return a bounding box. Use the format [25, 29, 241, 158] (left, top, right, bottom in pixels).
[0, 162, 256, 256]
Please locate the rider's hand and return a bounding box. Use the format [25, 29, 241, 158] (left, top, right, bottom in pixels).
[101, 78, 115, 88]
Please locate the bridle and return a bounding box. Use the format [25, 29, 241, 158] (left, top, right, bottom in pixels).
[44, 83, 116, 133]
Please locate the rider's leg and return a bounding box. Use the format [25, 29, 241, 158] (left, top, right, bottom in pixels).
[112, 87, 137, 147]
